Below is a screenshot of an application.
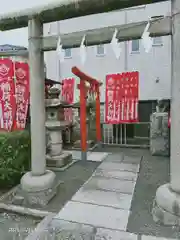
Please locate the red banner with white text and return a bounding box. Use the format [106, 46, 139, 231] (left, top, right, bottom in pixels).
[0, 58, 16, 131]
[105, 72, 139, 124]
[13, 62, 30, 130]
[62, 78, 75, 121]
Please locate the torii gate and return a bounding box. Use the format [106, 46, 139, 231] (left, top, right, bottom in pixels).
[72, 66, 102, 161]
[0, 0, 180, 226]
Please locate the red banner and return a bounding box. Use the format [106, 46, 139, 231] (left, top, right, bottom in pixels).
[105, 71, 139, 124]
[62, 78, 75, 121]
[0, 58, 16, 131]
[13, 62, 30, 130]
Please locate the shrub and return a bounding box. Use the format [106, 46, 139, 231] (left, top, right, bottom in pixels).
[0, 130, 31, 188]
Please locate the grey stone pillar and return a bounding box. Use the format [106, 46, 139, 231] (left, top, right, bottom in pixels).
[152, 0, 180, 225]
[150, 112, 169, 157]
[20, 17, 57, 207]
[28, 17, 46, 175]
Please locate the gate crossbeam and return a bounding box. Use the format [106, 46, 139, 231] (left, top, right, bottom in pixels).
[0, 0, 168, 31]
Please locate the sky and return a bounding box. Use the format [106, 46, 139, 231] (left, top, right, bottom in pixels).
[0, 0, 53, 47]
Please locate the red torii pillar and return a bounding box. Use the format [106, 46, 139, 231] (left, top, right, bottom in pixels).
[72, 66, 102, 161]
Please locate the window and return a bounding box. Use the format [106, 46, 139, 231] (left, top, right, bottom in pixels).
[64, 48, 71, 58]
[131, 40, 140, 52]
[96, 45, 105, 56]
[153, 37, 163, 46]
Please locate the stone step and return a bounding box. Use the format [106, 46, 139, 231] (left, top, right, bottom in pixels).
[72, 188, 132, 210]
[83, 176, 136, 195]
[55, 201, 130, 231]
[93, 168, 138, 181]
[99, 161, 140, 173]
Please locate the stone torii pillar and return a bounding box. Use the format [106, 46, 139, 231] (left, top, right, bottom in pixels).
[152, 0, 180, 225]
[20, 17, 57, 206]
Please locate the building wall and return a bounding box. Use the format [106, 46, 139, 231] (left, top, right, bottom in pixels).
[44, 1, 171, 102]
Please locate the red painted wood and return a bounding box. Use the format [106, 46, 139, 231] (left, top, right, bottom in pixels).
[72, 66, 102, 146]
[72, 66, 101, 86]
[79, 80, 87, 151]
[96, 88, 101, 141]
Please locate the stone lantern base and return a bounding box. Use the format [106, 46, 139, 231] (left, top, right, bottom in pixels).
[46, 121, 72, 169]
[46, 152, 72, 168]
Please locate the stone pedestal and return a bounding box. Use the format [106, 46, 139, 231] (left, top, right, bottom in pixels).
[21, 170, 57, 206]
[46, 122, 72, 168]
[150, 112, 169, 156]
[152, 184, 180, 225]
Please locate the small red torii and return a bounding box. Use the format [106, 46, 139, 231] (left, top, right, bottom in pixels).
[72, 66, 102, 161]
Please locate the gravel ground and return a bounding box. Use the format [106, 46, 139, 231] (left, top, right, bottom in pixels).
[127, 151, 180, 239]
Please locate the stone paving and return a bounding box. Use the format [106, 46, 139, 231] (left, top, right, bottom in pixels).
[64, 150, 109, 162]
[27, 151, 176, 240]
[55, 152, 138, 231]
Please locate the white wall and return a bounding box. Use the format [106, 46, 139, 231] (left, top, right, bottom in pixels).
[44, 1, 171, 102]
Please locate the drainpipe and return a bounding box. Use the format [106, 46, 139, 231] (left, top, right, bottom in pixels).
[124, 11, 128, 73]
[123, 10, 128, 144]
[57, 21, 61, 85]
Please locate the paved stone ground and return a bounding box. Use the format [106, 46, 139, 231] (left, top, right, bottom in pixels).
[64, 150, 109, 162]
[27, 147, 179, 240]
[27, 150, 139, 239]
[55, 152, 139, 230]
[94, 147, 179, 239]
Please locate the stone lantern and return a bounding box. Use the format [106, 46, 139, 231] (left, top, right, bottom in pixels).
[45, 87, 72, 168]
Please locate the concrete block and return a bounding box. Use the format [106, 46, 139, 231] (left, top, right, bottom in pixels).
[99, 162, 140, 173]
[93, 168, 138, 182]
[142, 236, 175, 240]
[87, 152, 109, 162]
[123, 155, 142, 164]
[72, 188, 132, 210]
[84, 177, 136, 195]
[105, 153, 124, 162]
[96, 228, 137, 240]
[55, 201, 130, 231]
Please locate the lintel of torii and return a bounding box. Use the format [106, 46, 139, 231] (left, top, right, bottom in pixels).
[0, 0, 167, 31]
[42, 16, 171, 51]
[0, 15, 172, 56]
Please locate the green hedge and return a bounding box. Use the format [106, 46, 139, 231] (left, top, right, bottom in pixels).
[0, 131, 31, 188]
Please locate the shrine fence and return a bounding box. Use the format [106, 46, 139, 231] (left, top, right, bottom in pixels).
[101, 122, 150, 147]
[63, 106, 150, 148]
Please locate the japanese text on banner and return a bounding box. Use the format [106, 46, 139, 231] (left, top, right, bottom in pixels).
[13, 62, 30, 130]
[105, 72, 139, 124]
[62, 78, 75, 122]
[0, 58, 16, 131]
